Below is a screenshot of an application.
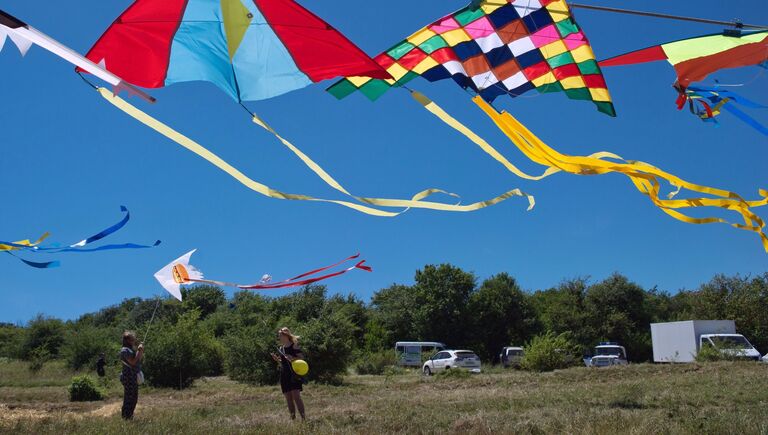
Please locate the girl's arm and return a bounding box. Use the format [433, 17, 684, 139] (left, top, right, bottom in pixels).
[286, 348, 305, 362]
[125, 345, 144, 366]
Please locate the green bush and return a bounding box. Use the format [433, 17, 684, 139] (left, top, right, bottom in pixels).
[520, 332, 581, 372]
[28, 347, 51, 373]
[68, 375, 104, 402]
[354, 350, 397, 375]
[0, 324, 24, 359]
[301, 312, 356, 384]
[142, 311, 225, 389]
[223, 324, 279, 385]
[21, 315, 65, 360]
[695, 343, 747, 362]
[62, 327, 117, 371]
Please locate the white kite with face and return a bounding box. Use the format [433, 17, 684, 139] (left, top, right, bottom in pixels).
[153, 249, 204, 301]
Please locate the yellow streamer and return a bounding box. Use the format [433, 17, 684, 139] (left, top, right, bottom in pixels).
[0, 232, 51, 252]
[96, 88, 534, 216]
[411, 91, 628, 177]
[471, 95, 768, 252]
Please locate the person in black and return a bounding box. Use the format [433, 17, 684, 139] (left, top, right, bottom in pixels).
[119, 331, 144, 420]
[96, 353, 106, 378]
[271, 327, 306, 421]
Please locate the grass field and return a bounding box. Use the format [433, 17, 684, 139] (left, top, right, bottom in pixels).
[1, 360, 767, 434]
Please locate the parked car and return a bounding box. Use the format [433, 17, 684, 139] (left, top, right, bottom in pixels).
[499, 346, 524, 368]
[762, 353, 767, 363]
[395, 341, 446, 367]
[651, 320, 762, 362]
[423, 350, 481, 375]
[584, 342, 628, 367]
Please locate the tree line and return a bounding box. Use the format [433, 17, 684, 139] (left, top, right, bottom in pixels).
[1, 266, 766, 387]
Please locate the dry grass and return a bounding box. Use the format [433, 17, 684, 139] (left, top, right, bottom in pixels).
[1, 360, 767, 434]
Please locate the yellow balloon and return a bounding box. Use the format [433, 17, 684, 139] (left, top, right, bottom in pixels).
[292, 359, 309, 376]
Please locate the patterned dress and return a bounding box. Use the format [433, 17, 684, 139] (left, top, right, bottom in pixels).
[119, 347, 139, 419]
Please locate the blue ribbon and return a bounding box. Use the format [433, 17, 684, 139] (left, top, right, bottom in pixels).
[5, 252, 60, 269]
[685, 86, 768, 136]
[3, 206, 160, 268]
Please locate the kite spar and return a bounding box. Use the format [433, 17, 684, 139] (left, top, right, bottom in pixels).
[0, 9, 154, 102]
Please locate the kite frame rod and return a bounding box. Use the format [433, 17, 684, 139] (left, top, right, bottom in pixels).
[568, 3, 768, 30]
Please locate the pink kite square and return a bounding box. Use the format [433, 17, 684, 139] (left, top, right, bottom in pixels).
[530, 25, 560, 48]
[463, 16, 495, 39]
[564, 31, 588, 50]
[429, 16, 461, 34]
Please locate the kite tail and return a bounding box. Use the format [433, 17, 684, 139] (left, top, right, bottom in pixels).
[238, 259, 373, 290]
[682, 87, 768, 136]
[5, 251, 60, 269]
[0, 232, 51, 252]
[409, 90, 627, 180]
[472, 96, 768, 252]
[96, 87, 534, 216]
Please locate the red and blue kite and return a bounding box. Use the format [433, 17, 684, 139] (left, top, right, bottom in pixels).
[84, 0, 391, 101]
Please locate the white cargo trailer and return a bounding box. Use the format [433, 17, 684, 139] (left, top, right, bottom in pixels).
[651, 320, 761, 363]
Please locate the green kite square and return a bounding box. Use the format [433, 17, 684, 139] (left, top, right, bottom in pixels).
[387, 41, 416, 60]
[419, 35, 449, 54]
[326, 80, 359, 100]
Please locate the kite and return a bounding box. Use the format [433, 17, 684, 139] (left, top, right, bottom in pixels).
[328, 0, 616, 116]
[154, 250, 371, 301]
[1, 206, 161, 268]
[327, 0, 768, 251]
[69, 0, 535, 217]
[600, 30, 768, 133]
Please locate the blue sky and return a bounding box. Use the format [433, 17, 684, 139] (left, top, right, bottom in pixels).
[1, 1, 766, 323]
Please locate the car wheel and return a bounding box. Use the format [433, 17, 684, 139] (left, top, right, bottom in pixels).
[423, 366, 432, 376]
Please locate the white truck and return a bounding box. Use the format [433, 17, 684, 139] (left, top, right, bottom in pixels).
[395, 342, 446, 367]
[651, 320, 762, 363]
[584, 342, 629, 367]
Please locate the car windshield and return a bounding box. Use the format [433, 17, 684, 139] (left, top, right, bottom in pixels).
[508, 350, 523, 356]
[456, 352, 478, 359]
[595, 347, 623, 357]
[711, 336, 751, 349]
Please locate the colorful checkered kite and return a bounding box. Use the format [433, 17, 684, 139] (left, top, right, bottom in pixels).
[328, 0, 615, 116]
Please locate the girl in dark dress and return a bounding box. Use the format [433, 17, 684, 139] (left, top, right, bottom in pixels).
[271, 327, 306, 421]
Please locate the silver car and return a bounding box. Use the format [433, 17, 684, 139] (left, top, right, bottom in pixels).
[423, 350, 482, 375]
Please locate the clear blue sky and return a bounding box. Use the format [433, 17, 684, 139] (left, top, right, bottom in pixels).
[1, 1, 766, 323]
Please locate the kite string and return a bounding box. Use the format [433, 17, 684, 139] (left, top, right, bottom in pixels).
[142, 296, 162, 344]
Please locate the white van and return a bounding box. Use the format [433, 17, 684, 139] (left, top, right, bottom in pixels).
[395, 342, 446, 367]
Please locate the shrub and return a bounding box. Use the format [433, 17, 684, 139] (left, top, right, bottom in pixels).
[142, 311, 225, 389]
[28, 347, 51, 373]
[695, 343, 746, 362]
[21, 315, 65, 360]
[301, 312, 356, 384]
[68, 375, 105, 402]
[62, 326, 117, 371]
[182, 285, 227, 319]
[354, 350, 397, 375]
[223, 323, 279, 385]
[0, 324, 24, 359]
[520, 332, 581, 372]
